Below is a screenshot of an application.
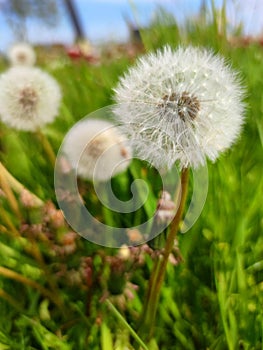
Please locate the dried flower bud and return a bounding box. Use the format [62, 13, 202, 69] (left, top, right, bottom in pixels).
[118, 244, 131, 260]
[19, 188, 40, 208]
[43, 201, 65, 228]
[156, 191, 176, 224]
[126, 228, 143, 244]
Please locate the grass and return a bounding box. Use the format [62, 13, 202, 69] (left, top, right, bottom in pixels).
[0, 4, 263, 350]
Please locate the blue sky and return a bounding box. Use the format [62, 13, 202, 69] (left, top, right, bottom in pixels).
[0, 0, 261, 53]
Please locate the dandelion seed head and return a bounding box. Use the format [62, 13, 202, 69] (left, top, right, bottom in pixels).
[8, 43, 36, 66]
[114, 46, 245, 169]
[63, 119, 131, 182]
[0, 66, 61, 131]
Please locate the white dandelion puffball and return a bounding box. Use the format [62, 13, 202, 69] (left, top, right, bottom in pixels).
[114, 46, 245, 170]
[0, 66, 61, 131]
[62, 119, 132, 182]
[8, 43, 36, 66]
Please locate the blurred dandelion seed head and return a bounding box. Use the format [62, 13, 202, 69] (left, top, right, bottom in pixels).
[8, 42, 36, 67]
[114, 46, 245, 170]
[0, 66, 61, 131]
[63, 119, 131, 182]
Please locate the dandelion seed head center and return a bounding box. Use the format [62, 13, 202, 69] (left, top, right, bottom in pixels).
[17, 53, 27, 63]
[19, 86, 38, 112]
[85, 138, 105, 158]
[160, 91, 200, 120]
[120, 146, 129, 158]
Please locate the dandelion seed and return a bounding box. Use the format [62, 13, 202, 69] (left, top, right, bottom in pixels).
[0, 66, 61, 131]
[8, 43, 36, 66]
[114, 46, 245, 169]
[62, 119, 131, 182]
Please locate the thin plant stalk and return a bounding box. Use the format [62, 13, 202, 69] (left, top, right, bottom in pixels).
[0, 212, 63, 309]
[106, 299, 149, 350]
[0, 266, 62, 308]
[0, 206, 20, 237]
[35, 129, 56, 167]
[0, 161, 43, 208]
[0, 162, 22, 219]
[26, 234, 63, 307]
[0, 288, 24, 311]
[138, 168, 190, 340]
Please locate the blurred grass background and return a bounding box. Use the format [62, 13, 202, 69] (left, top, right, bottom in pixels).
[0, 2, 263, 349]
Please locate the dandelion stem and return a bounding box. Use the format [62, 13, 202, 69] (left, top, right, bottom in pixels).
[138, 168, 190, 341]
[35, 129, 56, 167]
